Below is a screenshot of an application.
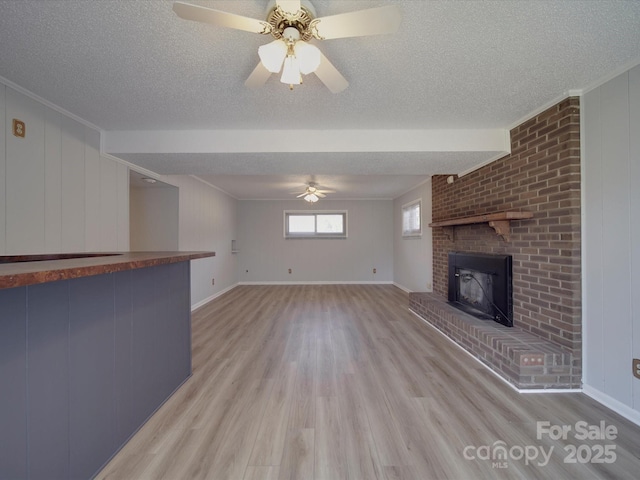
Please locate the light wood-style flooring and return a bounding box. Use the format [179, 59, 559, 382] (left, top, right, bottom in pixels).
[97, 285, 640, 479]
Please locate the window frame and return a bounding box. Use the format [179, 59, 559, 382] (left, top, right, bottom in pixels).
[284, 210, 348, 239]
[402, 199, 422, 238]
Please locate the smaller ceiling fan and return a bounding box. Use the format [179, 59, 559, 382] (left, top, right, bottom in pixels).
[294, 182, 335, 202]
[172, 0, 402, 92]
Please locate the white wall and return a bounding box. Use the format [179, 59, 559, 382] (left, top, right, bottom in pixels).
[393, 180, 433, 292]
[130, 185, 179, 251]
[1, 78, 234, 309]
[237, 199, 393, 283]
[162, 175, 237, 308]
[583, 64, 640, 422]
[0, 84, 129, 254]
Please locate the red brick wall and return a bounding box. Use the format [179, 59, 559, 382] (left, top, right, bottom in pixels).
[432, 98, 581, 353]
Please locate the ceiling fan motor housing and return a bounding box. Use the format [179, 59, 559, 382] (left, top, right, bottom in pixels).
[266, 3, 316, 41]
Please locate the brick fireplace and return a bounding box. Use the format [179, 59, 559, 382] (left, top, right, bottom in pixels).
[410, 98, 582, 389]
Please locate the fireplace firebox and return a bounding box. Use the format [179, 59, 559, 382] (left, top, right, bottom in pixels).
[448, 252, 513, 327]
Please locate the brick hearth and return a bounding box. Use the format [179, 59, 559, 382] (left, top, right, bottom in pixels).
[409, 293, 580, 389]
[411, 97, 582, 390]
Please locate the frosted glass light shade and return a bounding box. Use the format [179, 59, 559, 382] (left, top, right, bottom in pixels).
[281, 56, 302, 85]
[294, 42, 321, 74]
[304, 193, 319, 202]
[258, 40, 287, 73]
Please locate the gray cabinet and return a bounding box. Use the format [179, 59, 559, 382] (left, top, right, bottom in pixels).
[0, 287, 27, 479]
[131, 262, 191, 426]
[131, 265, 161, 423]
[28, 281, 70, 480]
[69, 275, 116, 479]
[114, 270, 135, 446]
[0, 261, 192, 479]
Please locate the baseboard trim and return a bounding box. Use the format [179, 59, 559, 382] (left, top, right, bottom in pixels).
[237, 281, 394, 286]
[517, 388, 583, 393]
[191, 283, 238, 311]
[392, 282, 412, 293]
[582, 384, 640, 427]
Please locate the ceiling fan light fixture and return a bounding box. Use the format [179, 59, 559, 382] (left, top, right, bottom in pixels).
[281, 55, 302, 85]
[304, 193, 319, 203]
[295, 41, 321, 74]
[258, 39, 287, 73]
[282, 26, 301, 42]
[173, 1, 402, 93]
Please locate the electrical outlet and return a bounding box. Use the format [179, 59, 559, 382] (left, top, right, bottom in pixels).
[373, 268, 377, 274]
[12, 119, 25, 138]
[633, 359, 640, 380]
[288, 268, 292, 274]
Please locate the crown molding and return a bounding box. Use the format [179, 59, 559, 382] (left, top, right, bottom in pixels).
[189, 175, 238, 199]
[577, 57, 640, 96]
[0, 74, 103, 133]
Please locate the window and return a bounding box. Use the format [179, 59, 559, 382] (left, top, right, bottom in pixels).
[285, 211, 347, 238]
[402, 199, 421, 237]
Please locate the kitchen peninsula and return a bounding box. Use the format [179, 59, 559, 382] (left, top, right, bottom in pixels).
[0, 251, 214, 480]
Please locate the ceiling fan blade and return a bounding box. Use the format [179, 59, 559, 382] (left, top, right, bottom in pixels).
[245, 62, 272, 89]
[314, 52, 349, 93]
[316, 192, 327, 198]
[276, 0, 301, 16]
[296, 192, 307, 198]
[311, 5, 402, 40]
[173, 2, 271, 35]
[317, 189, 336, 194]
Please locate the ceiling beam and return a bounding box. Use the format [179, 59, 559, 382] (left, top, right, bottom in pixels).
[104, 129, 510, 155]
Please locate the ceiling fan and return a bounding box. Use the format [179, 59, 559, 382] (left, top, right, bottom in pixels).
[172, 0, 402, 93]
[294, 182, 335, 202]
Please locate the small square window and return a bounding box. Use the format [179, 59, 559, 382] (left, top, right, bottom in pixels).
[402, 199, 421, 237]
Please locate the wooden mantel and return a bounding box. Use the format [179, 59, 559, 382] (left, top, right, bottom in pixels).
[429, 211, 534, 242]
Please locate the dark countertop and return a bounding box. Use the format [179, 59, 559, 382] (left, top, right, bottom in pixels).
[0, 251, 215, 290]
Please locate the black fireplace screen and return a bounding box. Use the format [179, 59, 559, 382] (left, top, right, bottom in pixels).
[448, 252, 513, 327]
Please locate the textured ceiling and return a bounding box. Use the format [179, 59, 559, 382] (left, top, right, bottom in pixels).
[118, 150, 503, 198]
[1, 0, 639, 199]
[195, 174, 431, 200]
